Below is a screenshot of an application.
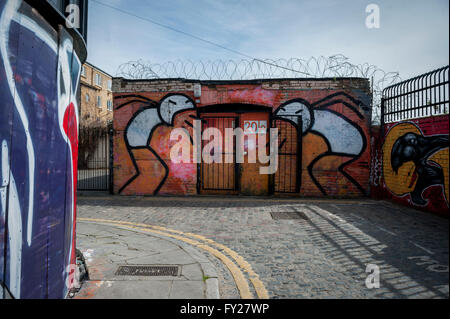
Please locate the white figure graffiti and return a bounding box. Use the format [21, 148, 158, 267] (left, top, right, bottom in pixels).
[119, 94, 196, 194]
[274, 96, 367, 195]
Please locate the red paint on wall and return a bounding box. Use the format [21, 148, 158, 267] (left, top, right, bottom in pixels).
[371, 115, 449, 216]
[63, 102, 78, 282]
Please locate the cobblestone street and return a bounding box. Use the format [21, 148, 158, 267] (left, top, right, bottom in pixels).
[77, 195, 449, 299]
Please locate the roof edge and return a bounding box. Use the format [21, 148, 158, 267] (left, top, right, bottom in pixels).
[113, 77, 370, 85]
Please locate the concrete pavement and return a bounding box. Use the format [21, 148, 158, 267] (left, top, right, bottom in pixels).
[73, 221, 220, 299]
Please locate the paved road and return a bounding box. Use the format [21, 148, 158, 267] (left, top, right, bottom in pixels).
[76, 195, 449, 299]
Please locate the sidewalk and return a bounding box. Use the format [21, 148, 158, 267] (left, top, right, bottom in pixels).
[73, 221, 220, 299]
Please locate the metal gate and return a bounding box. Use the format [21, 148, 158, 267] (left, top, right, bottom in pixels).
[381, 65, 449, 126]
[77, 126, 113, 191]
[272, 116, 302, 193]
[201, 117, 238, 191]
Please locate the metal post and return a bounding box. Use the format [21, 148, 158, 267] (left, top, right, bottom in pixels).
[296, 116, 302, 193]
[108, 125, 114, 194]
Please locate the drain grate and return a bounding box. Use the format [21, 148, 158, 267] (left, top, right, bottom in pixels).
[270, 210, 309, 220]
[115, 265, 180, 276]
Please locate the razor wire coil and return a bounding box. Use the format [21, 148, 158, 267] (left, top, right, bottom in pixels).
[116, 55, 402, 124]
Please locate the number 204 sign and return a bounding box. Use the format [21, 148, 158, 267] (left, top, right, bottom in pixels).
[244, 120, 267, 133]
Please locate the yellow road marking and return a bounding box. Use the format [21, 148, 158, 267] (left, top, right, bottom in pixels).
[78, 218, 266, 299]
[79, 217, 269, 299]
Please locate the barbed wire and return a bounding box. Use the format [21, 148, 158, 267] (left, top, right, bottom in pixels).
[116, 55, 401, 124]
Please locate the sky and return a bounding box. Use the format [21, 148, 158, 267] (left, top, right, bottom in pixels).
[86, 0, 449, 80]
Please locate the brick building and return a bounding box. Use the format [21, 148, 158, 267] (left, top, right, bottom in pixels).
[112, 77, 372, 197]
[80, 62, 113, 128]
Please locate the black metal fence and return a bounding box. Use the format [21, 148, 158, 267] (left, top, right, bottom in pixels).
[77, 126, 113, 191]
[381, 66, 449, 126]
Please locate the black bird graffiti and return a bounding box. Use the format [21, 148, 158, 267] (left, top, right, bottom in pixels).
[391, 133, 449, 205]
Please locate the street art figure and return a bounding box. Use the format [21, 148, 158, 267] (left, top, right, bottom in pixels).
[391, 132, 449, 205]
[384, 123, 449, 207]
[118, 94, 196, 194]
[273, 93, 367, 195]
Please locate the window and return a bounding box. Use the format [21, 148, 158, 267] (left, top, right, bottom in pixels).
[107, 79, 112, 91]
[81, 66, 86, 77]
[95, 73, 102, 86]
[107, 100, 113, 111]
[97, 96, 102, 108]
[85, 93, 89, 103]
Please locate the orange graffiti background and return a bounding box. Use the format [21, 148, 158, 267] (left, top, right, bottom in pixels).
[113, 88, 371, 197]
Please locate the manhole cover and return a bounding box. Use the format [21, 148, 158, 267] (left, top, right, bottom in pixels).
[270, 210, 309, 220]
[115, 265, 180, 276]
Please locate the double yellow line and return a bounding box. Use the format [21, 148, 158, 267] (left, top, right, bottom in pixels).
[78, 218, 269, 299]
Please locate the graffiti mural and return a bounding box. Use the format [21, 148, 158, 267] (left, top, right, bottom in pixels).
[114, 80, 371, 198]
[273, 92, 368, 195]
[116, 93, 197, 195]
[0, 0, 81, 298]
[382, 122, 449, 208]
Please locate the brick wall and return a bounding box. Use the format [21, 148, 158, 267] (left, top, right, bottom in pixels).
[371, 115, 449, 216]
[113, 78, 372, 197]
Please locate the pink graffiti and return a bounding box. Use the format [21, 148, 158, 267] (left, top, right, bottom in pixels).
[169, 162, 197, 180]
[228, 86, 276, 105]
